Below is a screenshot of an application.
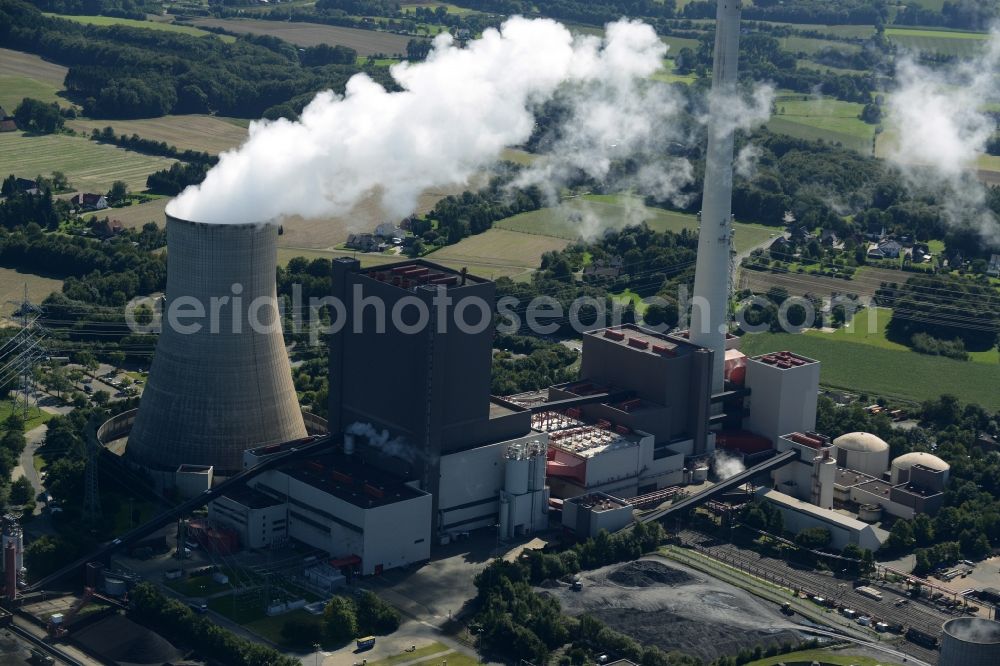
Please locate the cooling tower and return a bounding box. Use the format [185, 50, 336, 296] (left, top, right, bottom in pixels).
[940, 618, 1000, 666]
[127, 215, 306, 476]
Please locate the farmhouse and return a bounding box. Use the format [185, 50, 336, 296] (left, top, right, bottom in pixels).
[583, 256, 624, 279]
[988, 254, 1000, 277]
[72, 193, 108, 211]
[0, 107, 15, 133]
[374, 222, 405, 240]
[346, 233, 383, 252]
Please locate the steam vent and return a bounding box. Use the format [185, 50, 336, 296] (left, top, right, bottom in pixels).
[127, 215, 306, 475]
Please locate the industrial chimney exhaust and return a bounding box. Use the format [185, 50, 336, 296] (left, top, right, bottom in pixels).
[127, 215, 307, 478]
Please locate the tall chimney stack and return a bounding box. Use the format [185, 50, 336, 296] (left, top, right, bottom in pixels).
[690, 0, 741, 394]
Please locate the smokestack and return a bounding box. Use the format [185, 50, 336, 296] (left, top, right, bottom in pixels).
[127, 215, 307, 476]
[690, 0, 742, 394]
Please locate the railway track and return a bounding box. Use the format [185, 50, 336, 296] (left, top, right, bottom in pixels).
[8, 617, 86, 666]
[676, 530, 952, 664]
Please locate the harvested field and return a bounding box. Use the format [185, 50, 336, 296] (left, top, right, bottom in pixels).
[73, 614, 182, 665]
[191, 18, 416, 55]
[605, 560, 695, 588]
[0, 267, 63, 316]
[545, 557, 802, 664]
[427, 228, 570, 280]
[44, 13, 234, 41]
[100, 198, 169, 230]
[0, 131, 175, 193]
[0, 48, 68, 86]
[0, 48, 71, 112]
[68, 115, 249, 155]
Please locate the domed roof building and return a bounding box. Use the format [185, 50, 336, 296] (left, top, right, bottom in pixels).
[833, 432, 890, 477]
[891, 451, 950, 486]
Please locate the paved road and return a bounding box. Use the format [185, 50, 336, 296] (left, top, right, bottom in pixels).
[12, 423, 48, 513]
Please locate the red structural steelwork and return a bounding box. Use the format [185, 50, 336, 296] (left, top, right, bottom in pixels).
[788, 432, 824, 448]
[627, 337, 649, 349]
[627, 486, 682, 509]
[331, 470, 353, 484]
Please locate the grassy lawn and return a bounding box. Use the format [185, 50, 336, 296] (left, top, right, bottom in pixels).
[413, 653, 474, 666]
[67, 115, 248, 155]
[245, 609, 323, 645]
[33, 454, 45, 476]
[0, 401, 53, 430]
[739, 331, 1000, 410]
[651, 59, 697, 85]
[768, 93, 874, 154]
[370, 642, 452, 666]
[746, 648, 903, 666]
[166, 574, 233, 597]
[660, 35, 700, 53]
[0, 131, 175, 193]
[44, 13, 235, 42]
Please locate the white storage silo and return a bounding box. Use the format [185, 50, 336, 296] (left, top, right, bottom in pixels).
[832, 432, 890, 477]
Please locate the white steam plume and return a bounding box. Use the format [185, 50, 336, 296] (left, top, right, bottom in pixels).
[167, 17, 676, 226]
[712, 449, 746, 481]
[345, 421, 416, 463]
[884, 31, 1000, 244]
[734, 143, 762, 180]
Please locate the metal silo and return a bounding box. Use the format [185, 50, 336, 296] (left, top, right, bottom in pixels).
[127, 215, 306, 477]
[940, 618, 1000, 666]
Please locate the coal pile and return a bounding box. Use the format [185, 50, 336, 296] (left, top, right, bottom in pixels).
[74, 614, 183, 665]
[591, 608, 800, 663]
[607, 560, 695, 588]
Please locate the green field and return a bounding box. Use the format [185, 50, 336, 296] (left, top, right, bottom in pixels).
[809, 307, 998, 364]
[739, 331, 1000, 410]
[44, 13, 235, 42]
[0, 131, 176, 193]
[886, 27, 989, 57]
[660, 35, 700, 53]
[780, 36, 862, 56]
[651, 59, 697, 85]
[401, 2, 477, 16]
[768, 93, 875, 154]
[0, 76, 66, 115]
[427, 227, 570, 279]
[747, 648, 902, 666]
[495, 194, 774, 254]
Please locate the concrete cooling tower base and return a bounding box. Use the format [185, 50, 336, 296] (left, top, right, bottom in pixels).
[126, 215, 306, 478]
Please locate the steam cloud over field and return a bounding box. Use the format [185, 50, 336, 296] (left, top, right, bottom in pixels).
[885, 29, 1000, 243]
[167, 17, 682, 225]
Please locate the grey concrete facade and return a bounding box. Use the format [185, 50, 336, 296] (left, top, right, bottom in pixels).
[128, 215, 306, 475]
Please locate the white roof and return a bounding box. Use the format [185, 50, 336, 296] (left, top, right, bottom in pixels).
[759, 489, 872, 532]
[833, 432, 889, 454]
[892, 451, 949, 472]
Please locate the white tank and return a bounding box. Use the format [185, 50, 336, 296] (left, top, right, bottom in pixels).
[833, 432, 890, 478]
[505, 456, 530, 496]
[530, 440, 547, 491]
